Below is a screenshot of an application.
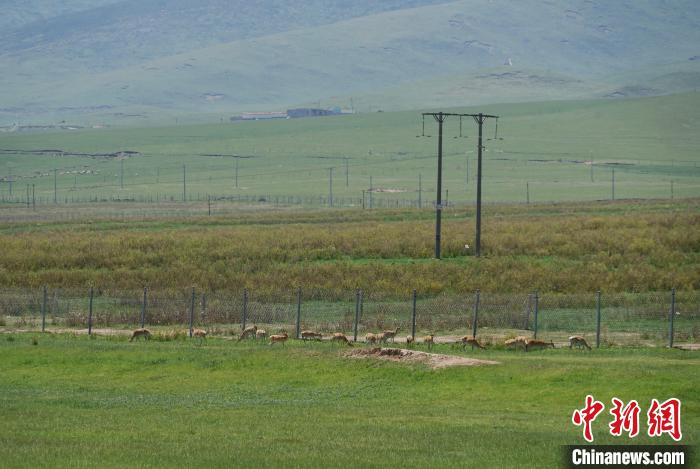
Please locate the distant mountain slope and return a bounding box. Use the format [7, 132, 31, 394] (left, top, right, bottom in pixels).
[0, 0, 699, 124]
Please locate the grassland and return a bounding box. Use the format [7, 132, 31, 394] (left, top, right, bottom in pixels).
[1, 93, 699, 207]
[0, 333, 696, 467]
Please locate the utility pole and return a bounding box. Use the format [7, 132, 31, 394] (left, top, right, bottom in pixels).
[421, 111, 498, 259]
[466, 157, 469, 187]
[183, 164, 187, 201]
[526, 182, 530, 204]
[345, 158, 349, 187]
[612, 168, 615, 200]
[418, 173, 422, 209]
[54, 169, 57, 204]
[369, 176, 373, 209]
[472, 112, 498, 257]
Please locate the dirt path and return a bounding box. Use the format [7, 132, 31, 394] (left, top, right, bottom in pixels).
[346, 347, 500, 369]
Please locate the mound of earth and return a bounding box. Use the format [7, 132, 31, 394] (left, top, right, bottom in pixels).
[346, 347, 500, 369]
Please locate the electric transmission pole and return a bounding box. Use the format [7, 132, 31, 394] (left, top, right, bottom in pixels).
[421, 111, 498, 259]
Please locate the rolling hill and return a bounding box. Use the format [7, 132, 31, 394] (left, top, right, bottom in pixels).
[0, 0, 699, 125]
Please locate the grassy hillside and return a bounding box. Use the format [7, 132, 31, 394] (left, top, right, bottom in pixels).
[0, 335, 697, 467]
[1, 94, 699, 205]
[1, 0, 699, 123]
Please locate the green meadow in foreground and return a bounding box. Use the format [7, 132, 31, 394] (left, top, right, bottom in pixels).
[0, 334, 696, 468]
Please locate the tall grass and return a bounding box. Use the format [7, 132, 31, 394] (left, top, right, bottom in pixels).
[0, 199, 697, 295]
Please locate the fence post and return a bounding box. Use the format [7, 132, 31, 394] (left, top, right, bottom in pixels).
[242, 288, 248, 331]
[472, 290, 480, 338]
[669, 288, 676, 348]
[88, 287, 94, 335]
[533, 291, 539, 339]
[354, 289, 361, 342]
[296, 288, 302, 339]
[411, 289, 417, 340]
[596, 290, 601, 348]
[202, 292, 207, 325]
[189, 287, 195, 338]
[41, 285, 47, 332]
[140, 287, 147, 328]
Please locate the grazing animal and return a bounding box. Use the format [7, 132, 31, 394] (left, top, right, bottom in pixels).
[504, 336, 528, 350]
[331, 332, 353, 346]
[423, 334, 435, 350]
[256, 329, 268, 340]
[406, 336, 415, 347]
[129, 328, 151, 342]
[381, 327, 400, 343]
[365, 333, 381, 345]
[525, 339, 555, 352]
[569, 335, 592, 350]
[300, 330, 322, 341]
[459, 336, 486, 350]
[192, 328, 207, 339]
[238, 325, 258, 341]
[269, 332, 288, 346]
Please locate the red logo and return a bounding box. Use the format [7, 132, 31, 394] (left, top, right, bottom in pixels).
[647, 398, 682, 441]
[572, 396, 682, 442]
[572, 394, 606, 442]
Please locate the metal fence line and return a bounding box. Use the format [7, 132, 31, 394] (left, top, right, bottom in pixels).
[0, 287, 697, 348]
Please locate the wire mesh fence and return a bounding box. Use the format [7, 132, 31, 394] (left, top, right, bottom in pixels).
[0, 287, 697, 348]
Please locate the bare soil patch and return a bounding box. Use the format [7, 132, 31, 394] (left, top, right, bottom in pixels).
[346, 347, 500, 369]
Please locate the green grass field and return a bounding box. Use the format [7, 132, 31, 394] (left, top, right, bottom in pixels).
[1, 93, 699, 207]
[0, 333, 696, 467]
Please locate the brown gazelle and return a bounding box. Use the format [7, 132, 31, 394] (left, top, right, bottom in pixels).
[365, 332, 380, 344]
[504, 336, 528, 350]
[238, 325, 257, 341]
[331, 332, 353, 346]
[256, 329, 268, 340]
[423, 334, 435, 350]
[525, 339, 555, 352]
[129, 328, 151, 342]
[192, 328, 207, 340]
[381, 327, 400, 343]
[301, 330, 322, 341]
[459, 336, 486, 350]
[569, 336, 592, 350]
[269, 332, 288, 346]
[405, 336, 415, 347]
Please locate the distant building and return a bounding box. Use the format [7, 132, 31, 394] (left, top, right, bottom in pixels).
[238, 111, 288, 121]
[287, 108, 340, 118]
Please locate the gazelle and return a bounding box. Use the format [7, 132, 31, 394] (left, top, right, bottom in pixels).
[423, 334, 435, 350]
[504, 336, 528, 350]
[301, 330, 322, 341]
[569, 336, 592, 350]
[331, 332, 353, 346]
[525, 339, 555, 352]
[256, 329, 268, 340]
[405, 336, 415, 347]
[381, 327, 400, 343]
[459, 336, 486, 350]
[129, 328, 151, 342]
[365, 332, 381, 344]
[238, 325, 257, 341]
[269, 332, 288, 346]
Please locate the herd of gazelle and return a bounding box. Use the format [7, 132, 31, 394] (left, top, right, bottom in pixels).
[129, 326, 592, 351]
